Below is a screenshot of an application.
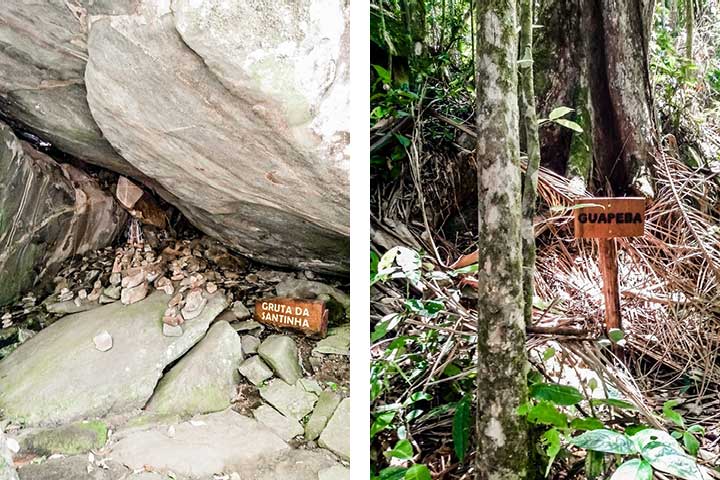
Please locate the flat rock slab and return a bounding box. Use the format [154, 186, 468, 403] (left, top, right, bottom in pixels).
[319, 397, 350, 460]
[20, 420, 108, 455]
[17, 455, 128, 480]
[313, 324, 350, 356]
[253, 404, 303, 441]
[146, 321, 243, 416]
[109, 410, 288, 477]
[257, 335, 303, 384]
[238, 355, 274, 386]
[0, 291, 227, 426]
[305, 391, 342, 441]
[259, 379, 317, 421]
[249, 449, 341, 480]
[319, 465, 351, 480]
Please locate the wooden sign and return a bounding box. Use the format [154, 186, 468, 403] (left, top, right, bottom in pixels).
[574, 197, 645, 239]
[573, 197, 646, 339]
[255, 298, 328, 338]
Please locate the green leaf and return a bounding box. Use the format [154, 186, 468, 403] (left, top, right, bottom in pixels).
[548, 106, 574, 120]
[608, 328, 625, 343]
[687, 425, 705, 435]
[632, 428, 682, 452]
[404, 464, 432, 480]
[371, 411, 396, 438]
[543, 428, 562, 477]
[529, 383, 584, 405]
[373, 64, 392, 84]
[527, 401, 568, 428]
[378, 466, 408, 480]
[394, 133, 411, 147]
[554, 118, 584, 133]
[663, 400, 685, 428]
[570, 429, 637, 454]
[642, 443, 705, 480]
[590, 398, 638, 410]
[610, 459, 653, 480]
[385, 439, 414, 460]
[542, 347, 556, 361]
[683, 432, 700, 456]
[452, 395, 471, 462]
[570, 417, 605, 431]
[371, 251, 380, 280]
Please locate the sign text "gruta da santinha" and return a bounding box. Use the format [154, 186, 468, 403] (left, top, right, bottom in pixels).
[255, 298, 328, 337]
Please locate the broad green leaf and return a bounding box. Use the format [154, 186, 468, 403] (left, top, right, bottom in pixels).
[570, 429, 637, 454]
[384, 439, 414, 460]
[371, 251, 380, 280]
[632, 429, 682, 452]
[663, 400, 685, 428]
[554, 118, 584, 133]
[404, 464, 432, 480]
[543, 428, 562, 477]
[371, 411, 396, 438]
[610, 459, 653, 480]
[570, 417, 605, 431]
[373, 64, 392, 84]
[529, 383, 584, 405]
[378, 466, 408, 480]
[527, 401, 568, 428]
[642, 443, 705, 480]
[452, 395, 471, 462]
[549, 106, 574, 120]
[683, 432, 700, 456]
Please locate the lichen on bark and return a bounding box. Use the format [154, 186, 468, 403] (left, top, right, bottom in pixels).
[475, 0, 529, 479]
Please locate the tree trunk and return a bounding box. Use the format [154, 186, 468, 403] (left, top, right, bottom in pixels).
[685, 0, 694, 59]
[519, 0, 541, 325]
[582, 1, 658, 195]
[475, 1, 528, 479]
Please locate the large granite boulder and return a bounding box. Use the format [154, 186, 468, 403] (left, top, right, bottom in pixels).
[0, 1, 139, 176]
[0, 0, 349, 273]
[0, 291, 228, 426]
[0, 121, 125, 307]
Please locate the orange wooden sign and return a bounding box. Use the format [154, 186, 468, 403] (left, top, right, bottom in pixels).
[255, 298, 328, 337]
[573, 197, 646, 239]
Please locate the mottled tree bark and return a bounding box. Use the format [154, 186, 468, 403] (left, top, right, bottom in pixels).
[475, 1, 528, 479]
[533, 0, 657, 195]
[582, 1, 658, 195]
[519, 0, 541, 325]
[534, 0, 584, 175]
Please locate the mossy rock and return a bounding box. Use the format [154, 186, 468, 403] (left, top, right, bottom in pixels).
[21, 420, 108, 455]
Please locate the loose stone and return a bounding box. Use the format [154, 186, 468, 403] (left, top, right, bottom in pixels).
[121, 282, 148, 305]
[93, 330, 113, 352]
[163, 323, 183, 337]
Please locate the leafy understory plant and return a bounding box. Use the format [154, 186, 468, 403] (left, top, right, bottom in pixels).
[518, 378, 708, 480]
[538, 106, 583, 133]
[570, 427, 708, 480]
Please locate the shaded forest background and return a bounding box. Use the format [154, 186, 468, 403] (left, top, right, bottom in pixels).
[370, 0, 720, 479]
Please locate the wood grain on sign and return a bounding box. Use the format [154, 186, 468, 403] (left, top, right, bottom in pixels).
[573, 197, 646, 239]
[255, 298, 328, 337]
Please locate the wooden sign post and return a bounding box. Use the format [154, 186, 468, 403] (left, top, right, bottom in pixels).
[574, 198, 646, 335]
